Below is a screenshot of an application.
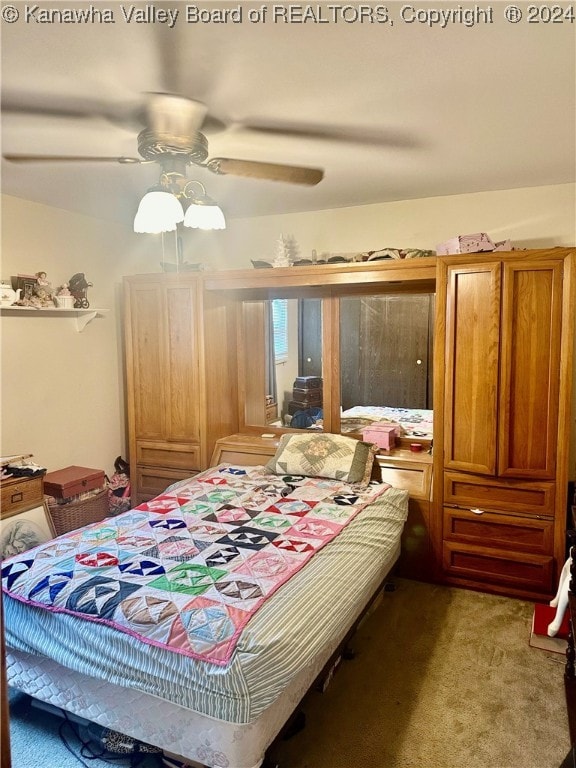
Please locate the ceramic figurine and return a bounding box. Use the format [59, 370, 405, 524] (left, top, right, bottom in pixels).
[35, 271, 50, 285]
[0, 283, 22, 306]
[55, 283, 75, 309]
[548, 557, 571, 637]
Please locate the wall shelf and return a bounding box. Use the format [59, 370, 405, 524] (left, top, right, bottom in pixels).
[0, 306, 109, 332]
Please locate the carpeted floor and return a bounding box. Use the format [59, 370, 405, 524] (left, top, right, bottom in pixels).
[268, 578, 571, 768]
[7, 578, 572, 768]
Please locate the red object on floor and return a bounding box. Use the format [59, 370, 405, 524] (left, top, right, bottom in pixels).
[533, 602, 570, 639]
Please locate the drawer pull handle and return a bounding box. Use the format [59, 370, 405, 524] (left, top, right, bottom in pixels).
[471, 507, 485, 515]
[10, 492, 23, 503]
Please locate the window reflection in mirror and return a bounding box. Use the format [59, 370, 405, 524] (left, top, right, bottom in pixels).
[241, 299, 323, 430]
[338, 294, 434, 439]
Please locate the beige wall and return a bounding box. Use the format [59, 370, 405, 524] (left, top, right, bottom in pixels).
[0, 195, 159, 476]
[1, 182, 575, 478]
[203, 182, 576, 269]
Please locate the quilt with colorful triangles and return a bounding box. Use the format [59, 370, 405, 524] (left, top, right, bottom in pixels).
[1, 465, 390, 665]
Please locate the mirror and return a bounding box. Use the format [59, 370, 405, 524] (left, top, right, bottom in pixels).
[241, 299, 323, 430]
[240, 293, 434, 439]
[339, 294, 434, 438]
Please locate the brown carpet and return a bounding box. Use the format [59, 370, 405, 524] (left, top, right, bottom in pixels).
[269, 578, 570, 768]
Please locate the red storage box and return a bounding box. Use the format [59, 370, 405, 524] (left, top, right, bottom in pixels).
[44, 465, 106, 499]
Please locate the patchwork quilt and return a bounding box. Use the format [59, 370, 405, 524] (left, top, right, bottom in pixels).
[341, 405, 434, 438]
[1, 465, 390, 666]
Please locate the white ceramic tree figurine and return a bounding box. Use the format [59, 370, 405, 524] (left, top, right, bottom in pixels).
[272, 234, 300, 267]
[284, 234, 300, 263]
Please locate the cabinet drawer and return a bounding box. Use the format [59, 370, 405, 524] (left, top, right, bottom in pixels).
[210, 435, 280, 467]
[0, 475, 44, 515]
[136, 441, 200, 471]
[443, 541, 554, 594]
[444, 506, 553, 554]
[214, 447, 276, 466]
[444, 472, 555, 516]
[377, 460, 432, 501]
[135, 466, 196, 504]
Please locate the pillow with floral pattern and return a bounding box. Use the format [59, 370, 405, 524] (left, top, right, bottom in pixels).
[266, 433, 378, 486]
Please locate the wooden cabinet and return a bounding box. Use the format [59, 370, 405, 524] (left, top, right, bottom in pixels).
[0, 473, 44, 514]
[376, 452, 433, 581]
[124, 274, 239, 504]
[0, 473, 56, 562]
[265, 402, 278, 424]
[210, 433, 280, 466]
[123, 249, 574, 596]
[444, 259, 563, 479]
[128, 280, 200, 444]
[435, 249, 575, 599]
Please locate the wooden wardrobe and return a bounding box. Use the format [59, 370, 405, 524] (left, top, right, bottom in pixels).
[124, 248, 575, 599]
[433, 248, 575, 599]
[123, 273, 238, 505]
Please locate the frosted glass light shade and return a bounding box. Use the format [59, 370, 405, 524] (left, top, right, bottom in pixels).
[183, 201, 226, 230]
[133, 191, 184, 233]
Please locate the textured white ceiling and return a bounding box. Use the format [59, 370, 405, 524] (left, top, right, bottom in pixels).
[1, 1, 575, 225]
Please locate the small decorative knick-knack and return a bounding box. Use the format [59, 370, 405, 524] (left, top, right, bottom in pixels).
[273, 234, 300, 267]
[68, 273, 93, 308]
[56, 284, 75, 309]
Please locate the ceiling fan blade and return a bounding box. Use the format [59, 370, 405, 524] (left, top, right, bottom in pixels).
[1, 91, 144, 130]
[3, 154, 143, 164]
[240, 120, 418, 149]
[206, 158, 324, 186]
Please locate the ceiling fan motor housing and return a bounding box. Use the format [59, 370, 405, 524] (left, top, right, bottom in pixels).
[137, 129, 209, 165]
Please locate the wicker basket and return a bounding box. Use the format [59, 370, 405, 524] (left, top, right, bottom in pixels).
[48, 488, 110, 535]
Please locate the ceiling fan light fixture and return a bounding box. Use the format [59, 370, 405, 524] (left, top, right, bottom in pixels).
[134, 188, 184, 233]
[183, 199, 226, 231]
[182, 181, 226, 230]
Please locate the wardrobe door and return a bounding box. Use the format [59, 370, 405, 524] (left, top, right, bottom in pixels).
[126, 277, 203, 504]
[444, 263, 501, 475]
[128, 281, 199, 444]
[128, 282, 167, 441]
[498, 260, 563, 479]
[164, 283, 200, 443]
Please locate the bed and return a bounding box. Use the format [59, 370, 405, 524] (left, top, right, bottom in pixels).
[284, 406, 434, 438]
[2, 444, 408, 768]
[340, 405, 434, 439]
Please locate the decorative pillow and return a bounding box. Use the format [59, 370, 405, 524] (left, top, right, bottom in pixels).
[266, 433, 378, 486]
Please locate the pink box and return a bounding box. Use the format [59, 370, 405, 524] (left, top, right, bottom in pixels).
[493, 239, 513, 252]
[362, 424, 399, 450]
[436, 233, 495, 256]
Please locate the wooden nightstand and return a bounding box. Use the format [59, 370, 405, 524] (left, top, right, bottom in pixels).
[0, 473, 55, 557]
[265, 402, 278, 424]
[1, 473, 44, 515]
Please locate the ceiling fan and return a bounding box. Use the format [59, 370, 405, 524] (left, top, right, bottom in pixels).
[2, 92, 325, 187]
